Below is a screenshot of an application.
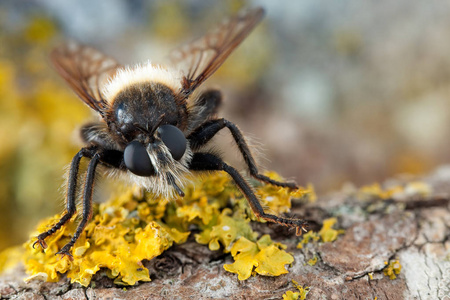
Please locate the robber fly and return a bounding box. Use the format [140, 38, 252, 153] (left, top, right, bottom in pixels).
[33, 7, 308, 258]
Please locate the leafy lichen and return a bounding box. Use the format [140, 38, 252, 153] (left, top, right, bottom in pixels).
[358, 183, 403, 201]
[24, 172, 311, 286]
[358, 181, 431, 201]
[383, 259, 402, 280]
[223, 235, 294, 280]
[282, 280, 310, 300]
[296, 217, 344, 250]
[307, 255, 318, 266]
[318, 218, 345, 243]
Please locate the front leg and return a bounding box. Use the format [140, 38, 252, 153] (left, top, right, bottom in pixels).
[57, 152, 100, 258]
[188, 118, 298, 189]
[189, 153, 307, 235]
[33, 147, 96, 250]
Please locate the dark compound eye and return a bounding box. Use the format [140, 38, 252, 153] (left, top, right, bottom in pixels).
[157, 125, 187, 161]
[124, 141, 155, 176]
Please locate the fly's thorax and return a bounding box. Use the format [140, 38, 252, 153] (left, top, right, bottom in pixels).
[107, 82, 187, 143]
[103, 62, 183, 104]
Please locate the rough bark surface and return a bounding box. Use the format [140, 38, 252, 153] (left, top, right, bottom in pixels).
[1, 167, 449, 300]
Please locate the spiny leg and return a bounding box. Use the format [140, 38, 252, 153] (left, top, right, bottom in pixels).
[33, 147, 94, 250]
[189, 153, 307, 235]
[57, 152, 100, 258]
[188, 118, 298, 189]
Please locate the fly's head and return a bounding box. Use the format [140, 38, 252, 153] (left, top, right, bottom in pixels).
[120, 121, 193, 197]
[107, 82, 192, 197]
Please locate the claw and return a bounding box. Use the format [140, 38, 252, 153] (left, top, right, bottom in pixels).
[56, 249, 74, 261]
[290, 185, 300, 191]
[295, 223, 309, 236]
[32, 239, 48, 250]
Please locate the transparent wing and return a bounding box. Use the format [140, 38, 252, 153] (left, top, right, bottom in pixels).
[51, 42, 123, 116]
[169, 7, 265, 97]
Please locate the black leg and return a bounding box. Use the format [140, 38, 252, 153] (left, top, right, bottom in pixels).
[189, 153, 307, 235]
[188, 118, 298, 189]
[56, 152, 100, 258]
[33, 147, 95, 250]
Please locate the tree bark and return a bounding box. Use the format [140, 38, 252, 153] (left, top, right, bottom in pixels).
[1, 167, 449, 300]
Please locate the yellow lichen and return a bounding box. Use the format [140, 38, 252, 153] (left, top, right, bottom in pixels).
[307, 255, 318, 266]
[254, 173, 317, 214]
[293, 183, 317, 203]
[223, 235, 294, 280]
[195, 208, 257, 251]
[296, 231, 320, 249]
[318, 218, 345, 243]
[383, 259, 402, 280]
[24, 210, 188, 286]
[23, 171, 311, 286]
[177, 196, 221, 225]
[296, 217, 344, 249]
[403, 181, 431, 197]
[283, 291, 300, 300]
[282, 280, 310, 300]
[358, 183, 404, 200]
[358, 181, 432, 202]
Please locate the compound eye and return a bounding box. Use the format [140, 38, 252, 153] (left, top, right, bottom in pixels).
[124, 141, 155, 176]
[157, 125, 187, 161]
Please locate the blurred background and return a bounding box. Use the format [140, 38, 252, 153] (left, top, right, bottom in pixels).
[2, 0, 450, 250]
